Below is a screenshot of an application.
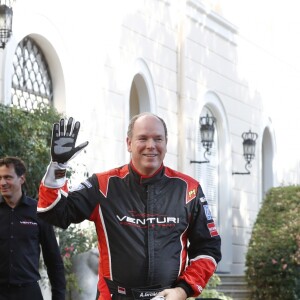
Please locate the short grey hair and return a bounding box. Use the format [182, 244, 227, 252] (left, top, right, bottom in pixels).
[127, 112, 168, 139]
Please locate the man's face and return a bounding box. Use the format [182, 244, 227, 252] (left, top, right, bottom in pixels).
[127, 115, 167, 176]
[0, 164, 24, 202]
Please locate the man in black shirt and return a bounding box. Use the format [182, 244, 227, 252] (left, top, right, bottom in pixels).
[0, 156, 66, 300]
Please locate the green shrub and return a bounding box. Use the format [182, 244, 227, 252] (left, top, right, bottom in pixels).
[198, 273, 232, 299]
[245, 186, 300, 300]
[0, 103, 62, 198]
[187, 274, 232, 300]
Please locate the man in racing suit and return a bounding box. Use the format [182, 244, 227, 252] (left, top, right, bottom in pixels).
[37, 112, 221, 300]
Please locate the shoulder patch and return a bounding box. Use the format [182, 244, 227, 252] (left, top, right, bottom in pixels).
[203, 204, 213, 220]
[200, 197, 207, 203]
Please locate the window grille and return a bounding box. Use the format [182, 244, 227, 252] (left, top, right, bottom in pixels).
[11, 37, 53, 110]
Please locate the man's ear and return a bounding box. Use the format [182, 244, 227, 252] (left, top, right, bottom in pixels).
[126, 137, 132, 152]
[20, 175, 25, 185]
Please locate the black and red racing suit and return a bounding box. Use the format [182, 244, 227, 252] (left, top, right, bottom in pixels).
[37, 163, 221, 300]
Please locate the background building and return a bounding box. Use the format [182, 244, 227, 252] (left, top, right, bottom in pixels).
[1, 0, 300, 289]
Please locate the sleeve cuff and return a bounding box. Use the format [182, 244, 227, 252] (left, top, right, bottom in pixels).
[42, 161, 68, 188]
[174, 280, 194, 298]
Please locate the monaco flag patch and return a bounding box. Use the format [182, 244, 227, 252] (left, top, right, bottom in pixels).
[207, 222, 219, 237]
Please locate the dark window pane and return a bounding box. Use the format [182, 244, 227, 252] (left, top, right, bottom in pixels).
[11, 37, 53, 110]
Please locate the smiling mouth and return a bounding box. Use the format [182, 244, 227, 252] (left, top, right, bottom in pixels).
[143, 154, 157, 157]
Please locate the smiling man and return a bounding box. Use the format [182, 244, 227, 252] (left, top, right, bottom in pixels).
[37, 112, 221, 300]
[0, 156, 66, 300]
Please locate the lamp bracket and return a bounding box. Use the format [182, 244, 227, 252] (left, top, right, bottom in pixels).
[190, 160, 209, 164]
[232, 162, 252, 175]
[190, 149, 210, 164]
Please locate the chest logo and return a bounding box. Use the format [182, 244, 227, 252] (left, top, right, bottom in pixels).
[116, 213, 179, 228]
[20, 221, 38, 226]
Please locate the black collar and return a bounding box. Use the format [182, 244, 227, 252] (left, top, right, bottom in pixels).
[0, 192, 32, 207]
[129, 162, 165, 186]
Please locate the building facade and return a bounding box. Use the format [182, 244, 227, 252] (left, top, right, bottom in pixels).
[1, 0, 299, 280]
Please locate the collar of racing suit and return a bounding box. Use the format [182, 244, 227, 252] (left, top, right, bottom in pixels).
[129, 161, 164, 186]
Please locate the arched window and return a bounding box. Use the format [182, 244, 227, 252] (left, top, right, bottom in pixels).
[193, 92, 232, 273]
[128, 58, 156, 120]
[262, 127, 275, 197]
[11, 37, 53, 110]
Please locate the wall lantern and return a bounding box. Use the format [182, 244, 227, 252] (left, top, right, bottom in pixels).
[190, 114, 216, 164]
[232, 130, 258, 175]
[0, 0, 14, 49]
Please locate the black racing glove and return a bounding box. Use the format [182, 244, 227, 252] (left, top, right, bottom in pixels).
[51, 117, 89, 164]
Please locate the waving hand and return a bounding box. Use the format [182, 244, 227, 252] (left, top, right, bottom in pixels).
[51, 117, 89, 164]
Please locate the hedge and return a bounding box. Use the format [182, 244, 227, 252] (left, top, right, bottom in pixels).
[245, 185, 300, 299]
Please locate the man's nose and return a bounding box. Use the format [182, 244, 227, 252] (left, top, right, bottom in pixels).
[146, 139, 155, 148]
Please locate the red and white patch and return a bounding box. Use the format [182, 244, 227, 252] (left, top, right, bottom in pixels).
[118, 286, 126, 295]
[207, 222, 219, 237]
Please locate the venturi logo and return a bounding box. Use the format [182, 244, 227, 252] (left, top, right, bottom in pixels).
[116, 213, 179, 227]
